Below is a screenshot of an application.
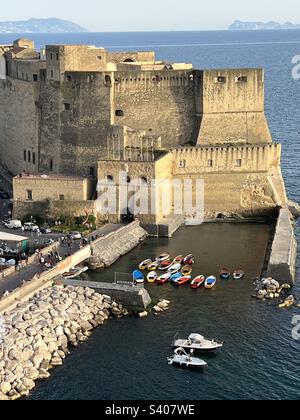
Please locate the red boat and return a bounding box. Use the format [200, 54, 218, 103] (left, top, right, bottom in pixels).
[173, 255, 184, 264]
[174, 275, 192, 286]
[183, 254, 195, 265]
[156, 272, 171, 285]
[159, 260, 173, 271]
[190, 275, 205, 289]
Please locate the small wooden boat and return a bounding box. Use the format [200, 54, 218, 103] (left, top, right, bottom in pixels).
[190, 275, 205, 289]
[157, 272, 171, 285]
[183, 254, 195, 265]
[159, 260, 173, 271]
[133, 270, 144, 284]
[156, 252, 170, 262]
[205, 276, 217, 289]
[168, 263, 182, 274]
[170, 272, 182, 284]
[181, 265, 193, 276]
[62, 266, 88, 279]
[233, 269, 245, 280]
[174, 275, 192, 286]
[139, 259, 152, 270]
[147, 261, 159, 271]
[168, 347, 208, 369]
[147, 271, 158, 283]
[173, 255, 184, 264]
[219, 268, 231, 280]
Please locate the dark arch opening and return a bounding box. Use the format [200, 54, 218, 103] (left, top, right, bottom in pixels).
[121, 208, 134, 224]
[105, 75, 112, 86]
[115, 110, 124, 117]
[124, 58, 135, 63]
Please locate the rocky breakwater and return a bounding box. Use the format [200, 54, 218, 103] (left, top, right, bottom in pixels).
[253, 278, 299, 309]
[0, 285, 128, 400]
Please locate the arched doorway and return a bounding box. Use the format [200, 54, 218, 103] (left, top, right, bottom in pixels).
[121, 208, 134, 224]
[124, 58, 135, 63]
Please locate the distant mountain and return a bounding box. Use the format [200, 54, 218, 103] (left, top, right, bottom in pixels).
[0, 18, 88, 34]
[229, 20, 300, 30]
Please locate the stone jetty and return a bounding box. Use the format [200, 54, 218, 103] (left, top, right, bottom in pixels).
[0, 284, 128, 400]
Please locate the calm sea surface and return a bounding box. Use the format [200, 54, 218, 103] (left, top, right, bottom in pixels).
[1, 30, 299, 400]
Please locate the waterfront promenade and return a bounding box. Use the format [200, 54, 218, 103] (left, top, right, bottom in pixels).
[0, 224, 122, 296]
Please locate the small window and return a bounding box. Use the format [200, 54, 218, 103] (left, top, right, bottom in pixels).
[66, 75, 72, 82]
[115, 110, 124, 117]
[107, 175, 114, 182]
[89, 167, 95, 177]
[179, 160, 186, 168]
[105, 75, 112, 86]
[236, 76, 248, 83]
[97, 56, 102, 60]
[28, 151, 31, 163]
[140, 177, 147, 184]
[208, 160, 213, 168]
[56, 53, 59, 61]
[87, 75, 94, 83]
[24, 150, 26, 161]
[33, 74, 38, 82]
[59, 194, 65, 201]
[215, 76, 226, 83]
[126, 176, 131, 184]
[235, 159, 242, 168]
[50, 53, 53, 60]
[26, 190, 33, 201]
[32, 152, 36, 165]
[50, 70, 54, 79]
[50, 159, 53, 171]
[64, 103, 71, 111]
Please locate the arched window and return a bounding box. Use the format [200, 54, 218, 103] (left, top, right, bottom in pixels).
[105, 75, 112, 86]
[124, 58, 134, 63]
[140, 176, 147, 184]
[115, 110, 124, 117]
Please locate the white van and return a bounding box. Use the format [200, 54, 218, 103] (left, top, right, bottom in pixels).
[5, 220, 22, 230]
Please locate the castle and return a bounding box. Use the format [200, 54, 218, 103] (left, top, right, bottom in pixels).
[0, 38, 288, 235]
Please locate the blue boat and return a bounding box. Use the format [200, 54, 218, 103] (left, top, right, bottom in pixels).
[170, 272, 182, 284]
[133, 270, 145, 284]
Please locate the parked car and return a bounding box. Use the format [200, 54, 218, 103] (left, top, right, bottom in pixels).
[5, 220, 22, 230]
[40, 226, 52, 234]
[24, 222, 40, 232]
[70, 231, 82, 240]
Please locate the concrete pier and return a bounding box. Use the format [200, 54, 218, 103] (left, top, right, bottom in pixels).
[266, 207, 298, 284]
[62, 279, 152, 309]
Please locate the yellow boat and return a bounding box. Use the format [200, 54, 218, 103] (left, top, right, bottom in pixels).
[147, 272, 158, 283]
[147, 262, 159, 271]
[181, 265, 193, 276]
[139, 259, 152, 270]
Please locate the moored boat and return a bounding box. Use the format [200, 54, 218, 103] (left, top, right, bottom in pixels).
[147, 271, 158, 283]
[220, 268, 231, 280]
[156, 272, 171, 285]
[167, 347, 208, 369]
[159, 260, 173, 271]
[173, 333, 223, 352]
[173, 255, 184, 264]
[233, 269, 245, 280]
[156, 252, 170, 262]
[190, 275, 205, 289]
[62, 266, 88, 279]
[205, 276, 217, 289]
[147, 261, 159, 271]
[139, 259, 152, 270]
[168, 263, 182, 274]
[133, 270, 145, 284]
[183, 254, 195, 265]
[174, 275, 192, 286]
[170, 272, 182, 284]
[181, 265, 193, 276]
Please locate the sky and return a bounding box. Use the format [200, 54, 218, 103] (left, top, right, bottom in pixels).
[2, 0, 300, 32]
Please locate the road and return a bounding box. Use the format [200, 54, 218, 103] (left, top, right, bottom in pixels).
[0, 222, 123, 296]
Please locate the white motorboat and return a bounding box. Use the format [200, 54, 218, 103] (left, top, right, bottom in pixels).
[167, 347, 207, 369]
[173, 333, 223, 352]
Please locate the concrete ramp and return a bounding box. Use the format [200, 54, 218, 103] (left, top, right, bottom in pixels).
[62, 279, 152, 309]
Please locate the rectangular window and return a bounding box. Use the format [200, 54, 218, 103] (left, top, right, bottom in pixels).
[26, 190, 33, 201]
[33, 74, 38, 82]
[64, 103, 71, 111]
[50, 70, 54, 79]
[28, 151, 31, 163]
[50, 53, 53, 60]
[179, 160, 186, 168]
[208, 160, 213, 168]
[215, 76, 226, 83]
[235, 159, 242, 167]
[56, 53, 59, 61]
[32, 152, 36, 165]
[89, 167, 95, 177]
[236, 76, 248, 83]
[59, 194, 65, 201]
[50, 159, 53, 171]
[24, 150, 27, 161]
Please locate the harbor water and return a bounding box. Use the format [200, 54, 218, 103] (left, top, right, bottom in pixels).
[0, 29, 298, 400]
